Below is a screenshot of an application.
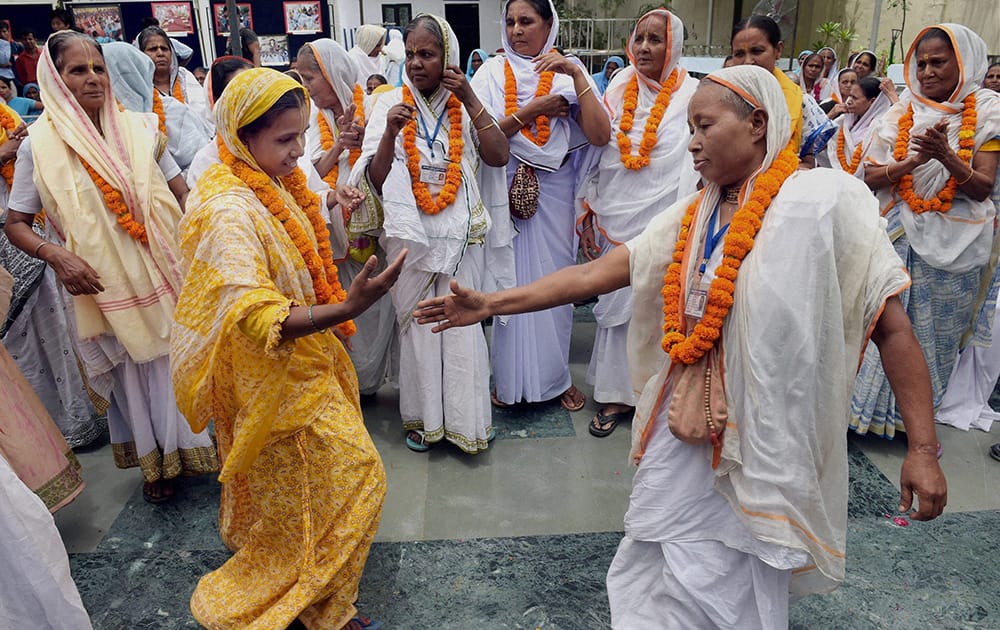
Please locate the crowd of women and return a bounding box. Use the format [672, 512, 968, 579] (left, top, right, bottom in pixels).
[0, 0, 995, 626]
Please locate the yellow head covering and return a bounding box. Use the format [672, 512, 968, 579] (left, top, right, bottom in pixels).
[214, 67, 309, 173]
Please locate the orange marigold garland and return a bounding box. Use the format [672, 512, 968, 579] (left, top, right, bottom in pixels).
[151, 90, 168, 137]
[0, 107, 16, 190]
[217, 138, 355, 337]
[836, 126, 864, 172]
[661, 142, 799, 365]
[504, 59, 554, 147]
[893, 93, 976, 214]
[401, 85, 464, 215]
[617, 69, 679, 170]
[317, 84, 367, 195]
[79, 157, 148, 244]
[172, 78, 185, 103]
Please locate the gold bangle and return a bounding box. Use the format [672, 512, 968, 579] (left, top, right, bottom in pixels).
[476, 119, 497, 133]
[511, 112, 525, 128]
[472, 105, 487, 122]
[33, 241, 49, 258]
[957, 165, 975, 186]
[576, 85, 593, 99]
[885, 163, 898, 184]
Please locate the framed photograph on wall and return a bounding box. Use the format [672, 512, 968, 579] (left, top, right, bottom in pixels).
[283, 1, 322, 34]
[72, 5, 125, 43]
[213, 3, 253, 37]
[259, 35, 290, 67]
[152, 2, 194, 36]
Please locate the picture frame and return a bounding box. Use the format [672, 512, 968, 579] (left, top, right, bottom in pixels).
[151, 2, 194, 36]
[71, 5, 125, 43]
[259, 34, 290, 67]
[283, 1, 322, 35]
[213, 3, 253, 37]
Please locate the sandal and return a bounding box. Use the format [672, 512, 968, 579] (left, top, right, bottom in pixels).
[487, 426, 496, 442]
[490, 391, 512, 408]
[142, 479, 174, 504]
[559, 385, 586, 412]
[405, 430, 430, 452]
[588, 407, 634, 438]
[342, 616, 383, 630]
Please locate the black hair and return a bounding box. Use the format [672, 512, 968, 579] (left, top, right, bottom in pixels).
[284, 69, 303, 84]
[50, 9, 76, 30]
[47, 31, 102, 71]
[989, 62, 1000, 71]
[856, 76, 882, 100]
[504, 0, 553, 22]
[210, 56, 254, 103]
[732, 14, 781, 47]
[801, 52, 823, 69]
[403, 15, 444, 50]
[916, 27, 953, 54]
[368, 74, 388, 85]
[0, 77, 13, 89]
[17, 28, 36, 39]
[140, 17, 161, 29]
[239, 88, 307, 139]
[137, 26, 171, 52]
[194, 66, 208, 74]
[853, 51, 877, 71]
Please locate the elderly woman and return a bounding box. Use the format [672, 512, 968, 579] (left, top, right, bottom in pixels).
[825, 75, 891, 177]
[172, 67, 400, 629]
[137, 25, 212, 170]
[298, 38, 399, 399]
[4, 31, 218, 503]
[471, 0, 610, 411]
[349, 24, 386, 86]
[591, 54, 624, 95]
[851, 24, 1000, 439]
[415, 64, 946, 627]
[350, 14, 509, 452]
[576, 9, 698, 437]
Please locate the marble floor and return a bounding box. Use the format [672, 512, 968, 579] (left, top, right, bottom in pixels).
[53, 314, 1000, 629]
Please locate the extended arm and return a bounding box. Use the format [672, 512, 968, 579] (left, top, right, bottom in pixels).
[871, 295, 947, 520]
[414, 244, 630, 331]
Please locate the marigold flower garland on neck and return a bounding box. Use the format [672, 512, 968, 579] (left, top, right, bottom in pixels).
[661, 142, 799, 364]
[79, 156, 148, 244]
[617, 69, 679, 170]
[217, 137, 356, 337]
[0, 108, 16, 190]
[893, 92, 976, 214]
[504, 59, 554, 147]
[836, 126, 864, 172]
[151, 90, 168, 137]
[317, 84, 366, 195]
[401, 85, 464, 215]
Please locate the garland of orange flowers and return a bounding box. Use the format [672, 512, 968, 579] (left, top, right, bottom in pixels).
[79, 157, 148, 244]
[217, 137, 355, 336]
[661, 143, 799, 364]
[893, 93, 976, 214]
[0, 108, 16, 190]
[172, 78, 185, 103]
[151, 90, 168, 137]
[617, 69, 679, 170]
[836, 126, 864, 172]
[504, 59, 554, 147]
[401, 85, 463, 215]
[317, 84, 367, 198]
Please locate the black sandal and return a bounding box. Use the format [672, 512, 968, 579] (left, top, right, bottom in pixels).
[588, 408, 634, 438]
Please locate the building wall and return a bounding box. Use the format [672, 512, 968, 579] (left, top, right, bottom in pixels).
[331, 0, 503, 53]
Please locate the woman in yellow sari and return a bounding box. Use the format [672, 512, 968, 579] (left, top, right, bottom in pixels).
[172, 68, 404, 630]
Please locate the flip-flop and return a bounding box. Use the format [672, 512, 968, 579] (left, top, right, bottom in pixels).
[560, 386, 586, 412]
[405, 430, 430, 452]
[487, 426, 496, 442]
[142, 480, 172, 504]
[588, 408, 635, 438]
[490, 391, 512, 408]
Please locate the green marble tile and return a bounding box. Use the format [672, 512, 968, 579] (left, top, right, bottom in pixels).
[491, 399, 577, 440]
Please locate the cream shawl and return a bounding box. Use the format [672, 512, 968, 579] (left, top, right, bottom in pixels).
[31, 36, 183, 363]
[626, 65, 910, 594]
[301, 38, 362, 179]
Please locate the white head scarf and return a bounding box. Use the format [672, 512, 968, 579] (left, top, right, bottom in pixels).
[844, 81, 891, 147]
[301, 38, 361, 123]
[384, 29, 404, 63]
[104, 41, 154, 113]
[816, 46, 839, 82]
[356, 24, 386, 55]
[850, 49, 879, 79]
[829, 66, 856, 104]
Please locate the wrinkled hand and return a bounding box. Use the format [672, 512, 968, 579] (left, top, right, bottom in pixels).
[50, 248, 104, 295]
[533, 51, 580, 77]
[898, 451, 947, 521]
[335, 185, 365, 216]
[413, 279, 490, 333]
[527, 94, 570, 120]
[828, 103, 847, 119]
[441, 65, 474, 103]
[0, 122, 27, 164]
[580, 226, 601, 261]
[385, 103, 415, 137]
[911, 119, 952, 164]
[336, 103, 364, 152]
[344, 249, 406, 317]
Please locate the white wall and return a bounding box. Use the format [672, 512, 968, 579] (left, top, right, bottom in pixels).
[340, 0, 503, 53]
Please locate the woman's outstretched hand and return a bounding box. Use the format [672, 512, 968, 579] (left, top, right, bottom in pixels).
[413, 279, 491, 333]
[345, 249, 407, 317]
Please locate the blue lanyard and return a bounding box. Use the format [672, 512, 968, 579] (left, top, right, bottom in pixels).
[700, 203, 729, 274]
[417, 107, 447, 158]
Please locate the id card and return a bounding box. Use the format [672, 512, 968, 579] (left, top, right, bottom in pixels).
[684, 283, 710, 319]
[420, 165, 448, 185]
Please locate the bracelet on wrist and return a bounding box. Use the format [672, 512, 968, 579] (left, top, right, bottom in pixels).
[33, 241, 49, 258]
[307, 304, 325, 334]
[957, 165, 975, 186]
